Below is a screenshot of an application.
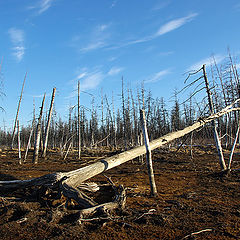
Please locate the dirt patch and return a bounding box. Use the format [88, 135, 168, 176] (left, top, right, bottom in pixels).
[0, 146, 240, 239]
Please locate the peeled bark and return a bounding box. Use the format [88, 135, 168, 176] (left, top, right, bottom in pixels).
[140, 109, 157, 196]
[203, 64, 226, 170]
[33, 94, 46, 164]
[42, 87, 56, 158]
[12, 72, 27, 149]
[78, 81, 81, 159]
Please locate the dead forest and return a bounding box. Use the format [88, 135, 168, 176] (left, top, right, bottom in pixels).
[0, 55, 240, 240]
[1, 56, 240, 158]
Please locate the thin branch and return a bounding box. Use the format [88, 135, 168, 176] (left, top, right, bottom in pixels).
[181, 229, 213, 239]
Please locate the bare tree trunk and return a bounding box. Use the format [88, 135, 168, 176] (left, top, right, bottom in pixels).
[203, 65, 226, 170]
[64, 141, 72, 161]
[228, 125, 240, 170]
[112, 92, 117, 148]
[17, 120, 21, 164]
[33, 94, 46, 164]
[140, 109, 157, 196]
[24, 120, 34, 162]
[227, 81, 240, 170]
[190, 131, 194, 159]
[78, 81, 81, 159]
[122, 77, 127, 150]
[42, 87, 56, 158]
[12, 72, 27, 149]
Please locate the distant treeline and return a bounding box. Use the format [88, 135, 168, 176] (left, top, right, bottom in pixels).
[0, 55, 240, 152]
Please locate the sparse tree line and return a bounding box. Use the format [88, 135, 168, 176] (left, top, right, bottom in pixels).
[0, 54, 240, 163]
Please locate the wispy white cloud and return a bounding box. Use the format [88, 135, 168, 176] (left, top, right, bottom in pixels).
[80, 41, 106, 53]
[156, 13, 198, 36]
[107, 67, 124, 76]
[39, 0, 55, 14]
[110, 0, 118, 8]
[188, 54, 225, 71]
[152, 1, 171, 11]
[81, 72, 104, 91]
[108, 13, 198, 50]
[234, 3, 240, 11]
[27, 0, 56, 15]
[108, 56, 118, 62]
[69, 65, 124, 96]
[97, 24, 110, 32]
[8, 28, 25, 62]
[12, 46, 25, 62]
[145, 69, 171, 83]
[158, 51, 174, 56]
[71, 69, 104, 92]
[73, 23, 111, 53]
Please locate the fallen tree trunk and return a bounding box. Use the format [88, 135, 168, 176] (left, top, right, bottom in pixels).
[1, 99, 240, 192]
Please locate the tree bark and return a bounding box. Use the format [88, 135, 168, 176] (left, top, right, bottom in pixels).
[140, 109, 157, 196]
[78, 81, 81, 159]
[12, 72, 27, 149]
[17, 120, 21, 164]
[24, 120, 34, 162]
[42, 88, 56, 158]
[33, 94, 46, 164]
[203, 64, 227, 170]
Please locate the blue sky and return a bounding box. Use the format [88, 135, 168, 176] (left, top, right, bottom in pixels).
[1, 0, 240, 129]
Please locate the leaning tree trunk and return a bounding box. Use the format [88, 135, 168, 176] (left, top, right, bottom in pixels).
[203, 64, 227, 170]
[11, 72, 27, 149]
[78, 81, 81, 160]
[33, 93, 46, 164]
[140, 109, 157, 196]
[42, 88, 56, 158]
[17, 120, 21, 164]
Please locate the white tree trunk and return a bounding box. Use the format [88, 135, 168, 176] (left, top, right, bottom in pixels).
[43, 88, 56, 158]
[33, 94, 46, 164]
[140, 109, 157, 196]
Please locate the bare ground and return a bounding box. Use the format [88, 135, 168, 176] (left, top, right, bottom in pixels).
[0, 145, 240, 240]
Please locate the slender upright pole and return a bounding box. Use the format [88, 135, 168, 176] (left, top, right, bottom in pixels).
[78, 81, 81, 160]
[17, 120, 22, 164]
[202, 65, 226, 170]
[227, 84, 240, 170]
[33, 93, 46, 164]
[24, 120, 34, 162]
[12, 72, 27, 149]
[42, 87, 56, 158]
[140, 109, 157, 196]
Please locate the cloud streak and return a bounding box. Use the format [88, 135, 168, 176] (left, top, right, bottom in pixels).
[145, 69, 171, 83]
[156, 13, 198, 36]
[70, 65, 124, 97]
[27, 0, 56, 15]
[188, 54, 225, 71]
[108, 13, 198, 50]
[107, 67, 124, 76]
[73, 23, 111, 53]
[71, 69, 104, 92]
[8, 28, 25, 62]
[38, 0, 55, 14]
[80, 41, 106, 53]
